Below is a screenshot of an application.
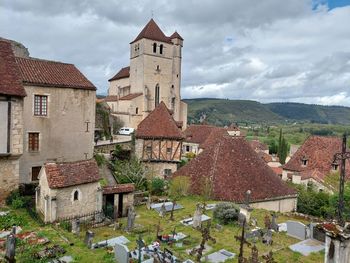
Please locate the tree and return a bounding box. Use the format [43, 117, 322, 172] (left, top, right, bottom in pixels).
[277, 129, 289, 164]
[168, 176, 190, 220]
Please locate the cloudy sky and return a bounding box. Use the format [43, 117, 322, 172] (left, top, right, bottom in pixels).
[1, 0, 350, 106]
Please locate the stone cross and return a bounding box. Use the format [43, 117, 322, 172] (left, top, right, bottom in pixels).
[262, 229, 273, 246]
[235, 218, 251, 263]
[193, 203, 203, 229]
[192, 222, 216, 262]
[84, 230, 94, 249]
[249, 243, 259, 263]
[126, 205, 136, 232]
[5, 227, 16, 263]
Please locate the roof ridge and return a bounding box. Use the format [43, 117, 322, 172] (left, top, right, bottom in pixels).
[15, 56, 74, 66]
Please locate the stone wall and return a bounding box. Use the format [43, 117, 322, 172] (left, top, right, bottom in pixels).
[251, 197, 297, 213]
[0, 97, 24, 202]
[145, 162, 178, 179]
[20, 86, 96, 184]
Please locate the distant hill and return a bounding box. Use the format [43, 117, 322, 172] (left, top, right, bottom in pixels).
[184, 98, 350, 126]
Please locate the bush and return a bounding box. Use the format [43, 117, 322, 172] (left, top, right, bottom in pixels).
[185, 152, 196, 159]
[6, 190, 31, 209]
[0, 213, 27, 230]
[213, 202, 240, 224]
[151, 178, 165, 196]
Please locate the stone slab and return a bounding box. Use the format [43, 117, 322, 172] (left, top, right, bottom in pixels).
[278, 223, 287, 232]
[173, 232, 187, 241]
[286, 221, 307, 240]
[186, 245, 212, 255]
[92, 235, 130, 249]
[205, 204, 217, 210]
[151, 202, 183, 212]
[205, 249, 235, 263]
[180, 215, 211, 226]
[289, 239, 325, 256]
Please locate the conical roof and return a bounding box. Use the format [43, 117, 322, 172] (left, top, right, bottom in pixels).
[136, 101, 183, 139]
[174, 135, 296, 203]
[131, 19, 172, 44]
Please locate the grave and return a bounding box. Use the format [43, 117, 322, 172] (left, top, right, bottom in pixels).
[186, 244, 212, 255]
[180, 215, 211, 226]
[286, 221, 307, 240]
[289, 239, 324, 256]
[0, 226, 22, 238]
[114, 243, 129, 263]
[205, 204, 217, 210]
[92, 235, 130, 249]
[278, 223, 287, 232]
[245, 227, 263, 240]
[204, 249, 235, 263]
[84, 231, 94, 249]
[150, 202, 183, 212]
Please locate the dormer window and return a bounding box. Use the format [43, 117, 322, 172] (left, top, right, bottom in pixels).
[153, 43, 157, 53]
[301, 156, 308, 166]
[332, 163, 339, 171]
[159, 44, 163, 54]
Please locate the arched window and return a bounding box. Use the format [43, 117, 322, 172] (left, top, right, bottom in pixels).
[155, 84, 160, 107]
[73, 190, 79, 201]
[153, 43, 157, 53]
[159, 44, 163, 54]
[171, 97, 176, 110]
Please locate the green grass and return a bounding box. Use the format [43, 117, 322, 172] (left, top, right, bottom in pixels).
[1, 196, 324, 262]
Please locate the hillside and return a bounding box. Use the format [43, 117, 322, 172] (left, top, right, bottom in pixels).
[184, 98, 350, 125]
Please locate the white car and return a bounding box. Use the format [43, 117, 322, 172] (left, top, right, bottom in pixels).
[118, 127, 134, 135]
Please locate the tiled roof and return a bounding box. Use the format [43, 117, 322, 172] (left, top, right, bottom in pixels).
[0, 40, 26, 97]
[183, 125, 220, 144]
[136, 101, 183, 139]
[283, 136, 350, 180]
[131, 19, 173, 44]
[249, 140, 269, 152]
[258, 151, 273, 163]
[173, 135, 296, 203]
[108, 66, 130, 81]
[45, 159, 100, 189]
[104, 92, 142, 102]
[103, 183, 135, 194]
[271, 166, 283, 176]
[226, 124, 240, 131]
[15, 57, 96, 90]
[199, 128, 228, 150]
[170, 31, 184, 40]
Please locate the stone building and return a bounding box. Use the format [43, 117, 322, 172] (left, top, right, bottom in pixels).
[102, 184, 135, 218]
[106, 19, 187, 130]
[173, 134, 297, 212]
[36, 159, 102, 223]
[9, 43, 96, 185]
[135, 101, 183, 178]
[0, 40, 26, 202]
[282, 135, 350, 192]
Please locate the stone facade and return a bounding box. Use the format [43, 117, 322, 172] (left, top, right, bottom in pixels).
[36, 167, 102, 223]
[107, 20, 187, 130]
[113, 192, 134, 217]
[250, 197, 297, 213]
[20, 86, 96, 184]
[0, 97, 24, 201]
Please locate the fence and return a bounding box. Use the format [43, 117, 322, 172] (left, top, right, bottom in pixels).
[54, 210, 111, 232]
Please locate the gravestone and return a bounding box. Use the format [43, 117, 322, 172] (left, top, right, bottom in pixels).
[146, 195, 151, 210]
[245, 228, 263, 240]
[71, 219, 80, 235]
[126, 205, 136, 232]
[205, 249, 235, 263]
[84, 230, 94, 249]
[5, 229, 16, 263]
[251, 218, 257, 228]
[193, 203, 202, 228]
[271, 214, 279, 232]
[159, 202, 166, 218]
[286, 221, 307, 240]
[114, 243, 130, 263]
[310, 224, 326, 243]
[262, 229, 273, 245]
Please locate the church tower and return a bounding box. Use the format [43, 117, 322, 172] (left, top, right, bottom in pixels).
[107, 19, 187, 130]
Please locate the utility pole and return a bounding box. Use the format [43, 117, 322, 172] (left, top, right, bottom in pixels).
[334, 134, 350, 227]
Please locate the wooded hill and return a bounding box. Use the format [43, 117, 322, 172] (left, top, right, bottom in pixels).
[184, 98, 350, 126]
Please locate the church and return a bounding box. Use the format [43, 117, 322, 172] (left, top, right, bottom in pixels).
[105, 19, 187, 130]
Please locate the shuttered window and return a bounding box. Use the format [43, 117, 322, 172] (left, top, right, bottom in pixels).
[28, 132, 39, 152]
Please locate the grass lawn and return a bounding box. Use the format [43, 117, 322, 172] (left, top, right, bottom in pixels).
[0, 196, 324, 262]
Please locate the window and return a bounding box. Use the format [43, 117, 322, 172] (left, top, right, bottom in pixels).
[164, 169, 172, 177]
[31, 166, 41, 181]
[332, 163, 339, 171]
[167, 147, 172, 154]
[136, 107, 139, 114]
[186, 145, 190, 152]
[156, 65, 160, 71]
[159, 44, 163, 54]
[171, 97, 176, 110]
[146, 146, 152, 153]
[155, 84, 160, 107]
[28, 132, 39, 152]
[302, 159, 308, 166]
[153, 43, 157, 53]
[73, 190, 79, 201]
[34, 95, 47, 116]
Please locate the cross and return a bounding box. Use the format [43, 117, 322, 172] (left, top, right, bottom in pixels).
[334, 134, 350, 227]
[234, 218, 251, 263]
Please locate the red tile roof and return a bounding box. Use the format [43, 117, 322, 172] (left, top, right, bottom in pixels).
[108, 66, 130, 81]
[170, 31, 184, 40]
[0, 40, 26, 97]
[103, 183, 135, 194]
[249, 140, 269, 152]
[173, 135, 296, 203]
[283, 135, 350, 180]
[199, 128, 228, 150]
[15, 57, 96, 90]
[258, 151, 273, 163]
[131, 19, 173, 44]
[104, 92, 142, 102]
[271, 166, 283, 176]
[44, 159, 100, 189]
[136, 101, 183, 139]
[184, 125, 221, 144]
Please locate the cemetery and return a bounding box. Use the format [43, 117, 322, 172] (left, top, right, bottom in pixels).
[0, 195, 325, 262]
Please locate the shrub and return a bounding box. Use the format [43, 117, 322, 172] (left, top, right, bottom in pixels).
[6, 190, 31, 209]
[213, 202, 240, 224]
[0, 213, 27, 229]
[185, 152, 196, 159]
[151, 178, 165, 196]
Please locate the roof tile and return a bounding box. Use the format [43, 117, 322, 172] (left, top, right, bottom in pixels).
[108, 66, 130, 81]
[131, 19, 173, 44]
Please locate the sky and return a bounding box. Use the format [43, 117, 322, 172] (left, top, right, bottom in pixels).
[1, 0, 350, 106]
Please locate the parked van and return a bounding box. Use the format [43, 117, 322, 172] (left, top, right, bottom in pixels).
[118, 127, 135, 135]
